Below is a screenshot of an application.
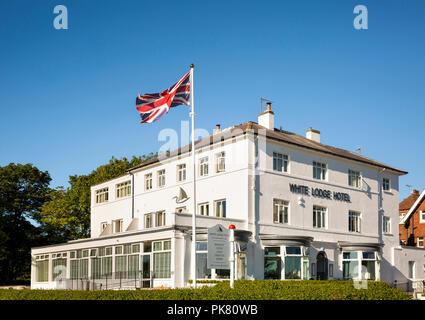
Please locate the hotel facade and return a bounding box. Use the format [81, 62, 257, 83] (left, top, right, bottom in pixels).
[31, 104, 425, 289]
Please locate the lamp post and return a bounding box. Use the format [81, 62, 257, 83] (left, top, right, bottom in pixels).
[229, 224, 236, 289]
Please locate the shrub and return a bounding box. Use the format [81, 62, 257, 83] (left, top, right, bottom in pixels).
[0, 280, 410, 300]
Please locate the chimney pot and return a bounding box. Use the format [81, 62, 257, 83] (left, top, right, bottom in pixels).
[266, 102, 271, 111]
[216, 124, 221, 132]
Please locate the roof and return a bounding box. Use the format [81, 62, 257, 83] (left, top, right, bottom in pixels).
[128, 121, 408, 175]
[399, 189, 421, 211]
[400, 189, 425, 225]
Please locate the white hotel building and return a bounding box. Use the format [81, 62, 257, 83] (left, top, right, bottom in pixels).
[31, 104, 425, 289]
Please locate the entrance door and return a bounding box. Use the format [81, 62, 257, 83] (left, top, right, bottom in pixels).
[141, 254, 151, 288]
[316, 251, 328, 280]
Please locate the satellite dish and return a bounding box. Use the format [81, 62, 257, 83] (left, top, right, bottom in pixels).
[173, 187, 189, 204]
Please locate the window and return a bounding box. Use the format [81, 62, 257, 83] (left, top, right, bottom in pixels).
[343, 251, 377, 280]
[214, 199, 226, 218]
[313, 161, 327, 180]
[198, 202, 209, 216]
[383, 216, 391, 234]
[52, 257, 67, 281]
[145, 173, 152, 190]
[36, 257, 49, 282]
[144, 213, 153, 228]
[285, 246, 304, 280]
[216, 152, 226, 172]
[273, 152, 288, 173]
[348, 211, 361, 233]
[196, 242, 211, 279]
[176, 206, 187, 213]
[418, 237, 424, 248]
[199, 157, 209, 176]
[113, 219, 123, 233]
[264, 247, 281, 280]
[116, 181, 131, 198]
[348, 170, 361, 188]
[153, 240, 171, 278]
[313, 205, 327, 228]
[155, 211, 166, 227]
[177, 164, 186, 182]
[95, 188, 109, 203]
[157, 170, 165, 187]
[420, 211, 425, 223]
[273, 199, 289, 224]
[383, 178, 390, 191]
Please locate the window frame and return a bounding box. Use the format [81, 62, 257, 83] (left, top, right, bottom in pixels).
[420, 211, 425, 224]
[198, 202, 210, 216]
[348, 169, 362, 189]
[144, 173, 153, 191]
[157, 169, 166, 188]
[177, 164, 186, 182]
[216, 152, 226, 173]
[382, 178, 391, 191]
[313, 205, 327, 229]
[199, 157, 209, 176]
[95, 187, 109, 204]
[273, 152, 289, 173]
[383, 216, 391, 234]
[116, 180, 131, 199]
[214, 199, 226, 218]
[273, 199, 289, 224]
[312, 161, 327, 181]
[348, 210, 361, 233]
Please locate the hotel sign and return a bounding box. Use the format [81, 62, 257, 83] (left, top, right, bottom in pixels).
[289, 183, 351, 202]
[207, 224, 230, 270]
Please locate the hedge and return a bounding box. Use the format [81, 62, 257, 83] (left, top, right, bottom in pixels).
[0, 280, 410, 300]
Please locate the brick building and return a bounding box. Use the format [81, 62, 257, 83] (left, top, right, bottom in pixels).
[399, 189, 425, 247]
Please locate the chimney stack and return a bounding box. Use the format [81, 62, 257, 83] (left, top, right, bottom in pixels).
[258, 102, 274, 130]
[306, 127, 320, 143]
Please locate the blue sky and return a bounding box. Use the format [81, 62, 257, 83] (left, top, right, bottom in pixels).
[0, 0, 424, 201]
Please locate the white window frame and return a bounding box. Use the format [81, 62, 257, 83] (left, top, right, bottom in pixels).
[348, 211, 361, 233]
[382, 178, 391, 191]
[155, 211, 166, 227]
[113, 219, 123, 233]
[199, 157, 209, 176]
[95, 187, 109, 204]
[214, 199, 226, 218]
[273, 199, 289, 224]
[198, 202, 210, 216]
[157, 169, 165, 188]
[418, 237, 424, 248]
[144, 213, 153, 229]
[313, 205, 327, 229]
[313, 161, 327, 180]
[177, 164, 186, 182]
[116, 180, 131, 198]
[273, 152, 289, 173]
[420, 211, 425, 224]
[145, 173, 153, 191]
[383, 216, 391, 234]
[348, 170, 361, 189]
[216, 152, 226, 173]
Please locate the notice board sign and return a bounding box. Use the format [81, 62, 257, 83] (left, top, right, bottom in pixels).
[207, 224, 230, 269]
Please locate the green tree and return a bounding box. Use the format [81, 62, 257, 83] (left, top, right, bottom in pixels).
[37, 154, 156, 241]
[0, 163, 52, 284]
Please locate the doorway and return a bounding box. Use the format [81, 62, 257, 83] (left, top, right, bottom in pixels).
[141, 254, 152, 288]
[316, 251, 328, 280]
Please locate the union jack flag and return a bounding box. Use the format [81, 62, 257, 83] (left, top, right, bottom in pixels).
[136, 71, 191, 123]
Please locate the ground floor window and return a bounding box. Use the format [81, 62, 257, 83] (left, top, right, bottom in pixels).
[196, 242, 211, 279]
[35, 257, 49, 282]
[153, 239, 171, 278]
[342, 251, 377, 280]
[52, 258, 67, 281]
[264, 246, 309, 280]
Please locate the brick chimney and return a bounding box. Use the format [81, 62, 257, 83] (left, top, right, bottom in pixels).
[258, 102, 274, 130]
[306, 127, 320, 143]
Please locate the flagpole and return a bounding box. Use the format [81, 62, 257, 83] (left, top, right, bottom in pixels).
[190, 64, 197, 288]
